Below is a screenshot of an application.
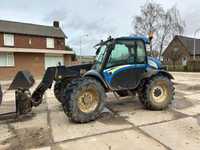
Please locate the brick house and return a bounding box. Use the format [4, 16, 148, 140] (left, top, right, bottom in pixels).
[0, 20, 74, 80]
[163, 35, 200, 66]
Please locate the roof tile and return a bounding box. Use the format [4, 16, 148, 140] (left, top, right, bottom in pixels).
[0, 20, 66, 38]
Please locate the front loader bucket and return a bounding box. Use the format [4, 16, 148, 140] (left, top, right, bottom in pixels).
[0, 71, 35, 119]
[8, 70, 35, 90]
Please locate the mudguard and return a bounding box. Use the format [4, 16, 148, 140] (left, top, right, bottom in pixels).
[157, 70, 174, 79]
[84, 70, 109, 89]
[146, 67, 174, 80]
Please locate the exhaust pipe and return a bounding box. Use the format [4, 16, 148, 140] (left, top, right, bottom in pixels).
[0, 84, 2, 105]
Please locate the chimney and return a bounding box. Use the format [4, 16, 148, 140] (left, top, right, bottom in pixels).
[53, 21, 59, 28]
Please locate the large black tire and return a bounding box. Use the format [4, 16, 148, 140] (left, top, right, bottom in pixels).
[138, 75, 175, 110]
[63, 77, 106, 123]
[54, 81, 68, 103]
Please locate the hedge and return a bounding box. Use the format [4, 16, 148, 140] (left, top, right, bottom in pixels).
[166, 60, 200, 72]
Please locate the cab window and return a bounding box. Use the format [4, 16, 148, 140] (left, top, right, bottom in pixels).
[106, 42, 134, 68]
[106, 40, 146, 68]
[136, 41, 146, 64]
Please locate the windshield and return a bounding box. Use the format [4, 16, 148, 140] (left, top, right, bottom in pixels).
[96, 45, 106, 63]
[93, 44, 107, 70]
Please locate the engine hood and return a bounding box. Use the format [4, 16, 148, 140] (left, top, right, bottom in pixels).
[147, 57, 162, 69]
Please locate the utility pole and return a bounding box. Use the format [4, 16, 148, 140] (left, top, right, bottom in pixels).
[193, 28, 200, 60]
[79, 34, 88, 63]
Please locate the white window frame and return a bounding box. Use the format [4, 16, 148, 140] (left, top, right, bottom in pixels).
[46, 38, 54, 48]
[0, 53, 15, 67]
[4, 34, 14, 46]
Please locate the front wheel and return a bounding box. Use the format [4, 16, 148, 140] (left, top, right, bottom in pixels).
[54, 81, 68, 103]
[138, 76, 175, 110]
[63, 77, 106, 123]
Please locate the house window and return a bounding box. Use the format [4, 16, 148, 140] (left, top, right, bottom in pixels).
[46, 38, 54, 48]
[4, 34, 14, 46]
[0, 53, 15, 67]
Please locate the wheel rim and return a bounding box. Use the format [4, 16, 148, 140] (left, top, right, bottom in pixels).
[78, 88, 99, 113]
[151, 82, 168, 103]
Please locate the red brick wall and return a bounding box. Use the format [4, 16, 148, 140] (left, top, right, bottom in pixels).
[0, 33, 3, 47]
[163, 38, 190, 65]
[0, 32, 65, 50]
[64, 54, 72, 66]
[0, 53, 44, 80]
[0, 53, 73, 80]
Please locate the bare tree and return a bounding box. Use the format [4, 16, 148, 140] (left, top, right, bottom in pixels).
[133, 2, 185, 59]
[156, 6, 185, 59]
[133, 1, 164, 54]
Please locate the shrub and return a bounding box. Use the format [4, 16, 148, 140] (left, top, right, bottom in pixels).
[166, 60, 200, 72]
[187, 60, 200, 72]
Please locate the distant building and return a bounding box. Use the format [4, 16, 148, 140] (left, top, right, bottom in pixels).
[163, 35, 200, 65]
[0, 20, 74, 80]
[78, 56, 95, 64]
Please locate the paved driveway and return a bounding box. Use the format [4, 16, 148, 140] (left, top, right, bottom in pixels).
[0, 72, 200, 150]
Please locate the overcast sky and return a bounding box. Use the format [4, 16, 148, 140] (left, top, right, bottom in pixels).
[0, 0, 200, 55]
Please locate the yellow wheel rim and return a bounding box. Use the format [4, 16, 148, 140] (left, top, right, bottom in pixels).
[78, 89, 99, 113]
[151, 82, 168, 103]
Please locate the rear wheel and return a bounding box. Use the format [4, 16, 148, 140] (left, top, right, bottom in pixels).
[63, 77, 106, 123]
[138, 76, 174, 110]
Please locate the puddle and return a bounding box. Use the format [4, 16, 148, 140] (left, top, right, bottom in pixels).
[99, 107, 130, 125]
[99, 114, 130, 125]
[2, 127, 51, 150]
[171, 91, 194, 110]
[171, 98, 193, 109]
[106, 99, 143, 113]
[175, 83, 200, 91]
[186, 85, 200, 91]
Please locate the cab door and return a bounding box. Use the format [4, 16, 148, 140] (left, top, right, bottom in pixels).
[103, 40, 147, 90]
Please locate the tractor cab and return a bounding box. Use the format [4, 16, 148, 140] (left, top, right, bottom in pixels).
[94, 36, 149, 70]
[93, 36, 151, 90]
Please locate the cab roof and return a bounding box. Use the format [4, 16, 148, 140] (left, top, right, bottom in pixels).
[116, 36, 149, 44]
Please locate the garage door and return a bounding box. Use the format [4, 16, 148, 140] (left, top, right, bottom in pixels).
[45, 54, 64, 69]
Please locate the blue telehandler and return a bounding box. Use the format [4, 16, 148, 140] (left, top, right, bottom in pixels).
[0, 35, 174, 123]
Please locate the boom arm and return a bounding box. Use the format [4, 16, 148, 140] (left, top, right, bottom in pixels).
[8, 64, 93, 108]
[31, 67, 56, 106]
[31, 64, 93, 106]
